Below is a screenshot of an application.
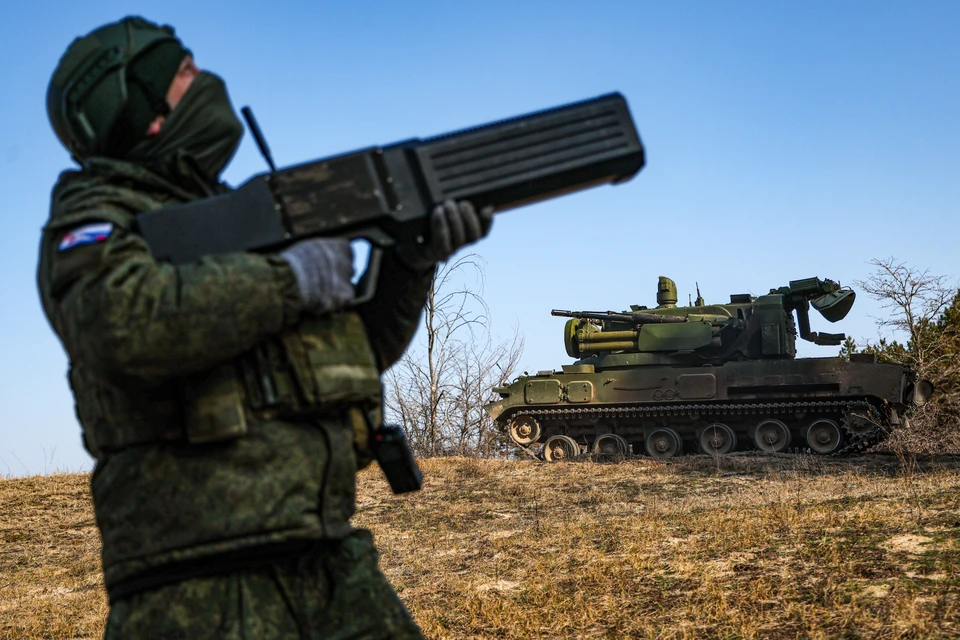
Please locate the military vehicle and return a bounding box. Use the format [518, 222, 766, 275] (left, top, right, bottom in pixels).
[485, 277, 933, 460]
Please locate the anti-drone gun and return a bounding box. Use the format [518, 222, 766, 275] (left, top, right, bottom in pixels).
[138, 93, 645, 302]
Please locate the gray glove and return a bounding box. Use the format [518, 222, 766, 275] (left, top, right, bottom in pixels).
[280, 237, 355, 314]
[395, 199, 494, 271]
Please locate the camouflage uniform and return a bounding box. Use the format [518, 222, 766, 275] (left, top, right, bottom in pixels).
[106, 530, 419, 639]
[39, 130, 430, 639]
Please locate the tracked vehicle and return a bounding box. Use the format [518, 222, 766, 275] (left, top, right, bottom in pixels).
[485, 277, 933, 460]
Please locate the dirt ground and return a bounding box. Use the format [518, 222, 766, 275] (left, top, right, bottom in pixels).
[2, 453, 959, 639]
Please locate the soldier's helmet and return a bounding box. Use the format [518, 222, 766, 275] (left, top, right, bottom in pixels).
[47, 16, 190, 161]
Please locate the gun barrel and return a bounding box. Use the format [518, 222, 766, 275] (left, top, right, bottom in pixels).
[631, 312, 686, 324]
[551, 309, 633, 323]
[552, 309, 686, 325]
[579, 330, 638, 342]
[578, 340, 637, 353]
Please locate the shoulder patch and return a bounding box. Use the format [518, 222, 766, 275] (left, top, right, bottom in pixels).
[58, 222, 114, 252]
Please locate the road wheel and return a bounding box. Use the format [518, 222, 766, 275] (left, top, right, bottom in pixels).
[805, 418, 842, 454]
[543, 435, 581, 462]
[592, 433, 629, 457]
[698, 423, 737, 455]
[509, 415, 541, 446]
[645, 428, 682, 459]
[753, 419, 791, 453]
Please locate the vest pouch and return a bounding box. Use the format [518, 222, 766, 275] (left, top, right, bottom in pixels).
[238, 340, 305, 418]
[69, 365, 182, 459]
[181, 363, 249, 444]
[281, 312, 382, 408]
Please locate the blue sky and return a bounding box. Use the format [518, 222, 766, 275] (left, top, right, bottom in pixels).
[1, 1, 957, 475]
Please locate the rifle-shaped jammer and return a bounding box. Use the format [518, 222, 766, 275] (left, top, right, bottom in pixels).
[138, 93, 645, 301]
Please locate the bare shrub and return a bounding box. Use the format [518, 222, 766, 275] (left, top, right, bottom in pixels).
[384, 254, 524, 458]
[847, 257, 960, 452]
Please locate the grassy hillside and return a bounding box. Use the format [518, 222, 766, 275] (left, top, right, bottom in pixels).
[2, 454, 959, 638]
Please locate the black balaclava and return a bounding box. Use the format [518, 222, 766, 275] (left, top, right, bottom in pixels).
[125, 71, 244, 188]
[103, 40, 188, 158]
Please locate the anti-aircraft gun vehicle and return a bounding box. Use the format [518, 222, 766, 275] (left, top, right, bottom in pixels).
[484, 277, 933, 461]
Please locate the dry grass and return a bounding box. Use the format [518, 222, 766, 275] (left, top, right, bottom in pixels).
[0, 474, 106, 639]
[3, 455, 960, 639]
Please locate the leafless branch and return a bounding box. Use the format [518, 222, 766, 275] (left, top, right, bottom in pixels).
[852, 257, 960, 448]
[384, 254, 524, 457]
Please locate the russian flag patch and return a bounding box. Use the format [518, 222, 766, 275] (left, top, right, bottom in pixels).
[58, 222, 113, 252]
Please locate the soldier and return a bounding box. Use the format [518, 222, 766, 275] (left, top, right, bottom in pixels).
[40, 16, 491, 639]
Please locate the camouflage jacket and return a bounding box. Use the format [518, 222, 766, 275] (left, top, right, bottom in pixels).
[37, 157, 432, 592]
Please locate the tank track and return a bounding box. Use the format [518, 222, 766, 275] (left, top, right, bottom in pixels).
[833, 403, 888, 456]
[504, 399, 887, 458]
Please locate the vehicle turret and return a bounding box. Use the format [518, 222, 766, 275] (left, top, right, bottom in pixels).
[552, 276, 856, 368]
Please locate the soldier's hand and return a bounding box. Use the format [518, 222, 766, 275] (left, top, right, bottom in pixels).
[280, 237, 354, 314]
[395, 199, 493, 271]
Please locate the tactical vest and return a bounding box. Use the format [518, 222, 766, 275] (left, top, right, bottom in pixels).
[72, 311, 382, 459]
[44, 167, 382, 459]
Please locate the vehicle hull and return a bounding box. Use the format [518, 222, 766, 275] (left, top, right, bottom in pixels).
[487, 357, 912, 457]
